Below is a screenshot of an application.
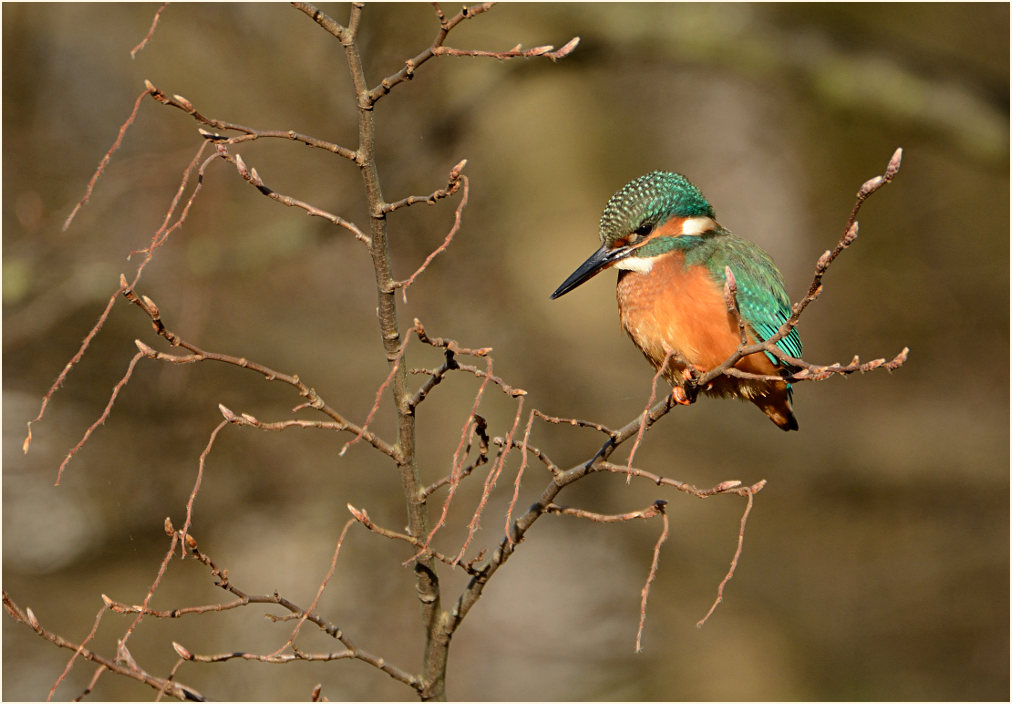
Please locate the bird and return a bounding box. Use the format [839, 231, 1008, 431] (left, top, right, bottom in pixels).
[550, 171, 802, 431]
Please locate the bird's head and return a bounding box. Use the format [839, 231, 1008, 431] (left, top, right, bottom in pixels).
[551, 171, 718, 299]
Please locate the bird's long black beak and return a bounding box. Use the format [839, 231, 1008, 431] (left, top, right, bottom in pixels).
[550, 243, 630, 299]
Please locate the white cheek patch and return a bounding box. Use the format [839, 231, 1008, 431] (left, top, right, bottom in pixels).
[680, 216, 717, 235]
[615, 256, 655, 273]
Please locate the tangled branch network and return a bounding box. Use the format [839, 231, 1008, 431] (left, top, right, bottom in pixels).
[10, 3, 906, 701]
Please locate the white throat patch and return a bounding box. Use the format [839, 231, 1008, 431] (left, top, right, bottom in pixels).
[614, 256, 655, 274]
[613, 216, 716, 274]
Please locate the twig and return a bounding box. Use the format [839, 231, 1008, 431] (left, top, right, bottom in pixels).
[420, 360, 494, 555]
[544, 499, 667, 523]
[504, 409, 537, 541]
[53, 350, 145, 485]
[181, 420, 228, 541]
[393, 170, 469, 301]
[454, 397, 525, 563]
[599, 461, 764, 499]
[626, 350, 677, 480]
[383, 159, 467, 214]
[636, 503, 669, 652]
[452, 363, 527, 398]
[129, 3, 168, 58]
[48, 602, 109, 701]
[144, 78, 359, 162]
[493, 436, 560, 477]
[267, 518, 356, 657]
[3, 591, 204, 701]
[366, 4, 577, 106]
[74, 663, 108, 702]
[338, 333, 410, 456]
[217, 405, 351, 433]
[430, 39, 581, 60]
[212, 142, 368, 243]
[173, 532, 422, 692]
[26, 142, 214, 456]
[532, 408, 616, 437]
[63, 89, 149, 231]
[363, 3, 497, 105]
[696, 486, 759, 628]
[408, 349, 459, 411]
[348, 505, 480, 575]
[695, 147, 907, 394]
[130, 141, 214, 257]
[412, 318, 491, 357]
[123, 287, 399, 460]
[422, 414, 490, 497]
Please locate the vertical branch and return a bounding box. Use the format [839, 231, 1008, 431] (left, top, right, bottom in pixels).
[315, 3, 446, 699]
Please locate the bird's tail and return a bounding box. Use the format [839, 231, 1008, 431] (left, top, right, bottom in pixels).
[753, 390, 799, 431]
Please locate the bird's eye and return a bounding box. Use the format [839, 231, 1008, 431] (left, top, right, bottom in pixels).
[629, 222, 652, 243]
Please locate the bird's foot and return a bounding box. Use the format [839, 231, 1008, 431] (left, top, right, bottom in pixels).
[671, 385, 692, 406]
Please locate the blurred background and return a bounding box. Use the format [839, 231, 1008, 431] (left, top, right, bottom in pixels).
[3, 3, 1008, 700]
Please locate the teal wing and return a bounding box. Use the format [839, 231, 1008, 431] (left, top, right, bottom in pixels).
[718, 241, 802, 369]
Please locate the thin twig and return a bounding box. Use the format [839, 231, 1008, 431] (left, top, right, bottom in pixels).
[454, 397, 525, 563]
[212, 142, 368, 243]
[63, 89, 149, 231]
[696, 486, 759, 628]
[383, 159, 467, 214]
[174, 532, 422, 692]
[268, 518, 356, 657]
[394, 172, 469, 301]
[129, 3, 168, 58]
[26, 142, 213, 456]
[420, 359, 494, 556]
[626, 350, 677, 480]
[532, 408, 616, 437]
[504, 409, 537, 542]
[48, 602, 109, 702]
[694, 148, 907, 395]
[422, 414, 490, 497]
[53, 350, 145, 485]
[145, 78, 359, 162]
[123, 288, 398, 460]
[3, 591, 204, 701]
[636, 503, 669, 652]
[348, 505, 481, 575]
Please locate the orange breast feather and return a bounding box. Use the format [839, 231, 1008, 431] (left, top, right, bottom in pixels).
[616, 253, 779, 382]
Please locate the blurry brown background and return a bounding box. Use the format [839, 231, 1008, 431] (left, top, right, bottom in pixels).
[3, 3, 1008, 701]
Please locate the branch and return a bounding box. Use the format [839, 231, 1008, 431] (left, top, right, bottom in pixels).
[696, 485, 759, 628]
[123, 284, 399, 460]
[52, 350, 144, 485]
[383, 159, 467, 214]
[361, 3, 578, 107]
[62, 88, 149, 231]
[347, 504, 482, 576]
[544, 499, 667, 523]
[144, 79, 359, 162]
[422, 414, 491, 497]
[430, 38, 581, 60]
[393, 170, 469, 301]
[129, 3, 168, 58]
[26, 143, 216, 455]
[212, 142, 369, 243]
[694, 147, 908, 393]
[3, 591, 205, 701]
[168, 526, 423, 693]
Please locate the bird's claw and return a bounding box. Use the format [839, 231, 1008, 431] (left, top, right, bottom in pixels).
[671, 386, 692, 406]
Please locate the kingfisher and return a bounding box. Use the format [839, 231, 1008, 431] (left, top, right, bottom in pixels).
[550, 171, 801, 431]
